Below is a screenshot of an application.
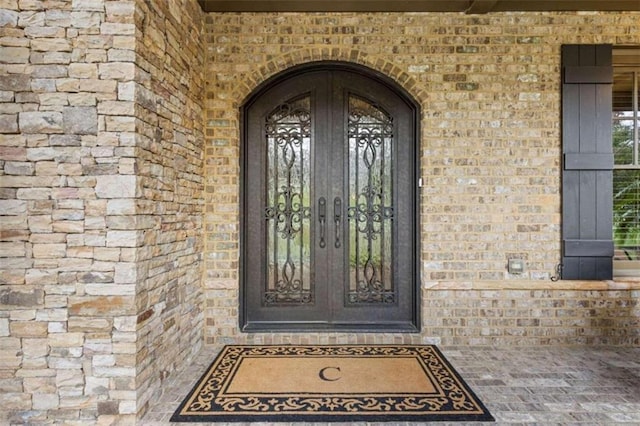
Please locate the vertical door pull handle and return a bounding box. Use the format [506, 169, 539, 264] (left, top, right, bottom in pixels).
[318, 197, 326, 248]
[334, 197, 342, 248]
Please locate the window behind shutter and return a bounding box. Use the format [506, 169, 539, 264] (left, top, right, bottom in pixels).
[561, 44, 614, 280]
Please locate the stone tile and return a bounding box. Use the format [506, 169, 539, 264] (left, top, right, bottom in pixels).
[62, 106, 97, 135]
[18, 111, 63, 134]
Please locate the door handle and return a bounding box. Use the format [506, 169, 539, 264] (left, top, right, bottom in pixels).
[318, 197, 326, 248]
[334, 197, 342, 248]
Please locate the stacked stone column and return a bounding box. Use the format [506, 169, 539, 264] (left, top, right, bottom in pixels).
[0, 0, 204, 423]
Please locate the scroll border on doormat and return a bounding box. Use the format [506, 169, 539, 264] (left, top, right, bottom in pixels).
[170, 345, 494, 423]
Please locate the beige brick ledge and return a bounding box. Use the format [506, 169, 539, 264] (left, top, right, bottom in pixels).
[423, 279, 640, 291]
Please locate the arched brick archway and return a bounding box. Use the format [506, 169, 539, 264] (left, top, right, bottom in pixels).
[231, 48, 427, 109]
[202, 48, 426, 342]
[239, 60, 421, 331]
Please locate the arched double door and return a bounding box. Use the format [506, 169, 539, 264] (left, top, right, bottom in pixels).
[241, 62, 419, 331]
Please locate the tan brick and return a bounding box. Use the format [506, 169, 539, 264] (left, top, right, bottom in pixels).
[0, 319, 9, 337]
[0, 393, 31, 410]
[68, 317, 111, 332]
[0, 46, 29, 63]
[32, 243, 66, 258]
[46, 335, 81, 353]
[0, 200, 27, 215]
[97, 100, 134, 115]
[104, 115, 135, 131]
[23, 376, 56, 393]
[32, 393, 59, 410]
[0, 146, 26, 161]
[55, 369, 84, 388]
[78, 78, 118, 93]
[17, 188, 51, 200]
[0, 242, 25, 257]
[68, 296, 135, 316]
[24, 26, 65, 38]
[0, 114, 18, 132]
[100, 22, 135, 35]
[9, 321, 48, 338]
[35, 161, 58, 175]
[71, 10, 102, 28]
[98, 62, 135, 80]
[31, 38, 71, 52]
[68, 63, 98, 78]
[112, 35, 135, 50]
[25, 269, 57, 286]
[106, 230, 141, 247]
[4, 161, 34, 175]
[95, 175, 137, 198]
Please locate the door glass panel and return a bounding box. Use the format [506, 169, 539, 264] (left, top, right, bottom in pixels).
[264, 95, 313, 305]
[347, 95, 395, 305]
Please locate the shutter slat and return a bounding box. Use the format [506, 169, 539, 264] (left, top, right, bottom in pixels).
[563, 153, 614, 170]
[595, 84, 613, 152]
[561, 44, 614, 280]
[564, 66, 613, 84]
[596, 170, 613, 237]
[579, 170, 597, 239]
[563, 239, 614, 257]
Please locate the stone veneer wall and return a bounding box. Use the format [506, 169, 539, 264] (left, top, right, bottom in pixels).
[202, 12, 640, 345]
[132, 0, 204, 419]
[0, 0, 204, 423]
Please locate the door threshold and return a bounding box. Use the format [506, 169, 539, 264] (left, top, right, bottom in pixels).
[242, 322, 420, 333]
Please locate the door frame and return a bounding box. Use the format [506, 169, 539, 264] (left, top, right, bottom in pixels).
[239, 61, 422, 332]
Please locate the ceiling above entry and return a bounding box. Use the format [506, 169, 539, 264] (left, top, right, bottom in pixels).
[197, 0, 640, 13]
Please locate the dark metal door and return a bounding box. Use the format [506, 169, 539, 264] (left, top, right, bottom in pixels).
[241, 63, 419, 331]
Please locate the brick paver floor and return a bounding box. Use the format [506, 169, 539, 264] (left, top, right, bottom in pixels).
[141, 345, 640, 425]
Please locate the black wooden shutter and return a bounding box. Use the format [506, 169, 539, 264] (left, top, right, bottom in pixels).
[561, 44, 614, 280]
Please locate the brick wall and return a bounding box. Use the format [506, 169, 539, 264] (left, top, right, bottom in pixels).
[201, 285, 639, 347]
[423, 285, 640, 345]
[202, 12, 640, 345]
[0, 0, 204, 423]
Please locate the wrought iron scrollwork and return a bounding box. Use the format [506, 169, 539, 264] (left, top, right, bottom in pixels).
[263, 96, 313, 305]
[347, 95, 395, 304]
[265, 189, 309, 240]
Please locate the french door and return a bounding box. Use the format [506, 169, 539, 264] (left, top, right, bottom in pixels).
[241, 63, 419, 331]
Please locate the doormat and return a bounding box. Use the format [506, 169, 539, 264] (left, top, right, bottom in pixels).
[171, 345, 494, 423]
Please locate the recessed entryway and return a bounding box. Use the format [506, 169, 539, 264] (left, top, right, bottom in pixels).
[240, 62, 420, 331]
